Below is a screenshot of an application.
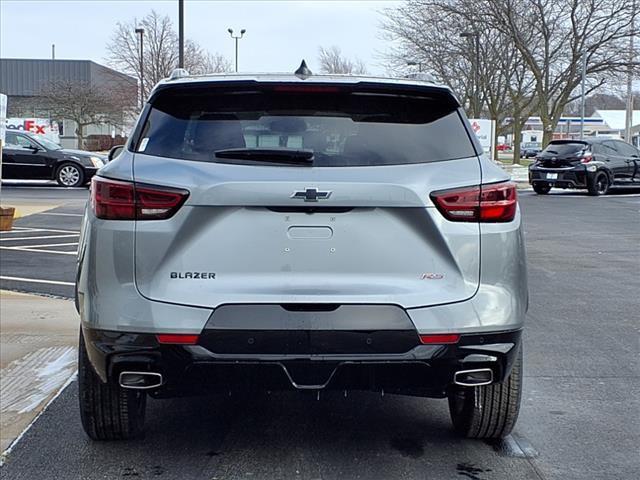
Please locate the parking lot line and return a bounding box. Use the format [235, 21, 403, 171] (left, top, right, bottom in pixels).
[6, 227, 80, 234]
[38, 213, 84, 217]
[6, 242, 79, 249]
[0, 276, 75, 286]
[0, 246, 77, 256]
[0, 234, 80, 242]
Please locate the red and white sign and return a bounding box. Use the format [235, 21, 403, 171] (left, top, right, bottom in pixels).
[469, 118, 496, 159]
[5, 118, 60, 143]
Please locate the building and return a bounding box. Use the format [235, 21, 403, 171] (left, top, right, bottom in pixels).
[590, 110, 640, 141]
[0, 58, 137, 149]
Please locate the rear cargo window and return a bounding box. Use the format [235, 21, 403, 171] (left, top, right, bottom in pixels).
[136, 86, 476, 166]
[541, 142, 588, 156]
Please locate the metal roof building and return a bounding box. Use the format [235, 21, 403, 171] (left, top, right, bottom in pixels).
[0, 58, 136, 97]
[0, 59, 136, 149]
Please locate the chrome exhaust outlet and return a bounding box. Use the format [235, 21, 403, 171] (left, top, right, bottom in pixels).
[454, 368, 493, 387]
[119, 371, 163, 390]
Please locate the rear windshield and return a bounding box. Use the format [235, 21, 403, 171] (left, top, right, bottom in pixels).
[541, 142, 588, 156]
[136, 86, 476, 166]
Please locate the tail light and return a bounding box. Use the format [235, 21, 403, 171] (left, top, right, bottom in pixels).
[580, 154, 593, 163]
[91, 176, 189, 220]
[430, 181, 517, 223]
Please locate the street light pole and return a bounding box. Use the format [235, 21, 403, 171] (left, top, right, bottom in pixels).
[580, 49, 586, 140]
[460, 31, 481, 117]
[624, 0, 636, 143]
[178, 0, 184, 68]
[135, 28, 145, 111]
[227, 28, 246, 72]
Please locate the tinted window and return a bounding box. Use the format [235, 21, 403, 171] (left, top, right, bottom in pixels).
[602, 141, 620, 155]
[614, 141, 639, 157]
[540, 142, 587, 156]
[138, 86, 475, 166]
[6, 132, 37, 149]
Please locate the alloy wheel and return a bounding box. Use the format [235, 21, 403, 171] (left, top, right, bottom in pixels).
[59, 165, 81, 186]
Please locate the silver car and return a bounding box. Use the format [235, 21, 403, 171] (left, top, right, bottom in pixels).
[76, 67, 527, 441]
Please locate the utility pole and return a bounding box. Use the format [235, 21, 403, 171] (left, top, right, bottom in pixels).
[227, 28, 246, 72]
[135, 28, 145, 110]
[625, 0, 636, 143]
[178, 0, 184, 68]
[51, 44, 55, 60]
[580, 50, 587, 140]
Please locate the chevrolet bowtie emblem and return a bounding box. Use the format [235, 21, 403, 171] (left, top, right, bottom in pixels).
[291, 187, 332, 202]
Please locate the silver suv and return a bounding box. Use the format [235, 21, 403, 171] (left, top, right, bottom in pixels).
[76, 67, 527, 441]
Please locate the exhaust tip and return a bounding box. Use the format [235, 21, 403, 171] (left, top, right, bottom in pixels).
[119, 371, 163, 390]
[454, 368, 493, 387]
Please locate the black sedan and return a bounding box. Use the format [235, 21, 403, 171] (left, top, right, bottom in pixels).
[1, 130, 105, 187]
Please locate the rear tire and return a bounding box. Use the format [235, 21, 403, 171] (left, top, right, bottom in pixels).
[587, 172, 609, 196]
[532, 183, 551, 195]
[78, 330, 146, 440]
[448, 348, 522, 439]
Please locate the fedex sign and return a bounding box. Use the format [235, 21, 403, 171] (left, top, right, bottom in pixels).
[5, 118, 60, 143]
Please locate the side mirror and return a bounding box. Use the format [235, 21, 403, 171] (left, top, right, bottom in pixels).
[108, 145, 125, 162]
[29, 145, 40, 153]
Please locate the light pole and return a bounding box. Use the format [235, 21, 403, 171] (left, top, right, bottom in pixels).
[460, 31, 480, 117]
[227, 28, 246, 73]
[178, 0, 184, 68]
[135, 28, 144, 111]
[580, 49, 587, 140]
[624, 0, 636, 143]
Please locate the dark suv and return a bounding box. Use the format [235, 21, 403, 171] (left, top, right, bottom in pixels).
[529, 138, 640, 195]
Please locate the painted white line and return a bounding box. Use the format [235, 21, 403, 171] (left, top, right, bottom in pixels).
[0, 234, 79, 242]
[0, 228, 39, 234]
[1, 227, 80, 234]
[4, 242, 79, 249]
[0, 276, 75, 286]
[0, 246, 77, 255]
[38, 212, 84, 217]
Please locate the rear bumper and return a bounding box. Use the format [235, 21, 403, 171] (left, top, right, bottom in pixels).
[82, 327, 522, 398]
[529, 165, 590, 188]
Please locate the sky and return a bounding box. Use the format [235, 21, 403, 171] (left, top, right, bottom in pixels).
[0, 0, 400, 75]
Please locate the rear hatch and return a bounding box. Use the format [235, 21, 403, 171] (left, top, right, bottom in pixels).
[132, 80, 482, 309]
[537, 141, 589, 168]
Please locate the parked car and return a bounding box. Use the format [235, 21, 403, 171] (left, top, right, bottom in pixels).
[529, 138, 640, 195]
[1, 130, 105, 187]
[520, 142, 541, 158]
[496, 143, 511, 152]
[76, 67, 527, 441]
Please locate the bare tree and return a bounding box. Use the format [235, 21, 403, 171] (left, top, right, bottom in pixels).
[107, 10, 231, 99]
[381, 1, 536, 161]
[318, 46, 368, 74]
[474, 0, 639, 146]
[40, 78, 136, 148]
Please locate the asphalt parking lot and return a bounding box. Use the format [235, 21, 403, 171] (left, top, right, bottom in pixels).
[0, 184, 639, 480]
[0, 183, 86, 299]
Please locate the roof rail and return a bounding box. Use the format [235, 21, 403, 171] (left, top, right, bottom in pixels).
[169, 68, 190, 80]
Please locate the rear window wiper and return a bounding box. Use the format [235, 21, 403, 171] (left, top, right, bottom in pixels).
[214, 148, 314, 165]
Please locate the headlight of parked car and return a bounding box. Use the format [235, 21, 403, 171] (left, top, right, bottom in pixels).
[89, 156, 105, 168]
